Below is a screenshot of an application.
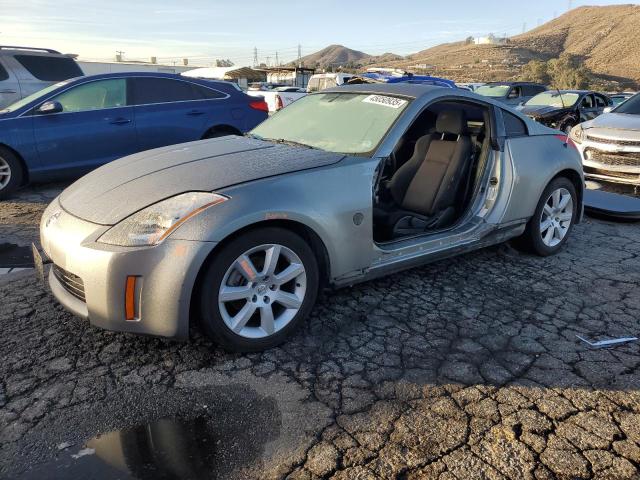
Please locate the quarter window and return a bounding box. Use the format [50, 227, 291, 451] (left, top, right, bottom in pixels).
[503, 110, 528, 137]
[131, 78, 223, 105]
[14, 55, 83, 81]
[0, 62, 9, 81]
[53, 79, 127, 112]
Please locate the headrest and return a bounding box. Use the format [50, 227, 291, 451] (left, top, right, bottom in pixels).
[436, 110, 467, 135]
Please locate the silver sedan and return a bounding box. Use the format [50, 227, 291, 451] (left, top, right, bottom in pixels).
[571, 92, 640, 186]
[39, 84, 584, 351]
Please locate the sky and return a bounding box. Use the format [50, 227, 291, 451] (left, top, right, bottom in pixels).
[1, 0, 634, 66]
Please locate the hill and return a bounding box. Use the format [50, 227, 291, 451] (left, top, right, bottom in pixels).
[298, 5, 640, 88]
[297, 44, 371, 68]
[385, 4, 640, 88]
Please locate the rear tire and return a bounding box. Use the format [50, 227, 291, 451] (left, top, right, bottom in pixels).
[515, 177, 577, 256]
[0, 147, 24, 200]
[198, 227, 319, 352]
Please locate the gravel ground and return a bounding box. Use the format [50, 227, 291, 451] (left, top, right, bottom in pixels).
[1, 183, 640, 479]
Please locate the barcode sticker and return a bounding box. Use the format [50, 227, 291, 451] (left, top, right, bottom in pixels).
[362, 95, 408, 109]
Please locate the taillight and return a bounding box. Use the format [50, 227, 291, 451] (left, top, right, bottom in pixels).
[249, 100, 269, 113]
[275, 94, 284, 111]
[554, 134, 578, 150]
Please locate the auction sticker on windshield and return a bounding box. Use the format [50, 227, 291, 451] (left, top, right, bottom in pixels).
[362, 95, 408, 109]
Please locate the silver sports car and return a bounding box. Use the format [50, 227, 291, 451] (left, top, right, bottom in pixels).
[39, 84, 584, 351]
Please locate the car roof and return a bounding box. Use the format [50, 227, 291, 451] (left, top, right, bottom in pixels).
[547, 89, 594, 94]
[324, 82, 445, 98]
[73, 71, 189, 80]
[486, 81, 545, 86]
[66, 71, 231, 88]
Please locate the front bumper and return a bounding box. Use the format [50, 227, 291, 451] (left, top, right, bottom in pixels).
[40, 199, 216, 339]
[577, 135, 640, 185]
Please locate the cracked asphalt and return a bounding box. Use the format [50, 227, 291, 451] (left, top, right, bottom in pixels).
[1, 183, 640, 479]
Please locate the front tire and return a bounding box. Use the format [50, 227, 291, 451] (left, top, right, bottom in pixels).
[0, 147, 24, 200]
[198, 227, 319, 352]
[517, 177, 577, 256]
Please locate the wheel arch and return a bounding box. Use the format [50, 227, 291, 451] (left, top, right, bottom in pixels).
[188, 219, 331, 328]
[0, 143, 29, 185]
[201, 124, 242, 139]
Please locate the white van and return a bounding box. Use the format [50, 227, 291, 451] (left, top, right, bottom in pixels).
[306, 73, 355, 93]
[0, 46, 84, 109]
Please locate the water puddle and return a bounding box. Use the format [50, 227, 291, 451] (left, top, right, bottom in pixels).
[16, 417, 221, 479]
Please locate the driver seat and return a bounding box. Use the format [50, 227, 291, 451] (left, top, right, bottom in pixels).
[382, 110, 473, 236]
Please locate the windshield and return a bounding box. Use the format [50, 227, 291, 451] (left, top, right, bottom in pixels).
[307, 77, 338, 93]
[475, 85, 511, 98]
[613, 93, 640, 114]
[1, 80, 73, 113]
[250, 92, 410, 155]
[525, 92, 579, 108]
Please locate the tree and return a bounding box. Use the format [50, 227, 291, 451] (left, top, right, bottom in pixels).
[520, 53, 590, 89]
[520, 60, 550, 84]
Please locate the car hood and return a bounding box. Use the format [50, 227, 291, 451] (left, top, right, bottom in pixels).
[520, 105, 568, 118]
[59, 136, 345, 225]
[583, 112, 640, 132]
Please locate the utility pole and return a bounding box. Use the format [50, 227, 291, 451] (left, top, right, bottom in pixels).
[297, 44, 302, 67]
[522, 22, 526, 34]
[253, 47, 258, 67]
[266, 56, 271, 67]
[115, 50, 125, 62]
[275, 51, 279, 66]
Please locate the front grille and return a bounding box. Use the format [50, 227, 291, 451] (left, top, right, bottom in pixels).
[52, 265, 86, 302]
[585, 149, 640, 168]
[586, 135, 640, 148]
[584, 166, 640, 181]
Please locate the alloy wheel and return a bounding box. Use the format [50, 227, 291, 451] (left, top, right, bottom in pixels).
[539, 187, 573, 247]
[218, 244, 307, 339]
[0, 157, 11, 190]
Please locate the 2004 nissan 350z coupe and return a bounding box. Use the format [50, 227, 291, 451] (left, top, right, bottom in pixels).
[38, 84, 584, 351]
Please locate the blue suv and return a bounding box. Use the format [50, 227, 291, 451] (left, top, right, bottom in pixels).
[0, 72, 268, 198]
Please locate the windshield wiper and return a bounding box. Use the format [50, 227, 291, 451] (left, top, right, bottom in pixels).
[268, 138, 316, 149]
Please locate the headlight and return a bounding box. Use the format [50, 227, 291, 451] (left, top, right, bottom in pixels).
[98, 192, 228, 246]
[570, 124, 584, 144]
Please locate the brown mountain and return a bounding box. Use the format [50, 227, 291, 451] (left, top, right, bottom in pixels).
[298, 44, 372, 67]
[384, 4, 640, 87]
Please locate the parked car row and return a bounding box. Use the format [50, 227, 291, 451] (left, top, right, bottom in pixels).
[469, 80, 639, 187]
[0, 72, 268, 198]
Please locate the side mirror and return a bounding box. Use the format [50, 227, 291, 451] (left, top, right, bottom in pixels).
[36, 101, 63, 115]
[603, 106, 613, 113]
